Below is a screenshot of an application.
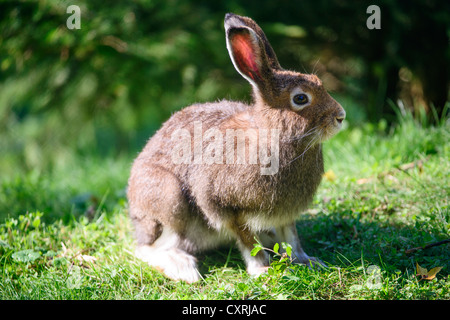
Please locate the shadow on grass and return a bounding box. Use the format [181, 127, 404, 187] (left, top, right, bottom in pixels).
[193, 211, 449, 279]
[297, 211, 449, 275]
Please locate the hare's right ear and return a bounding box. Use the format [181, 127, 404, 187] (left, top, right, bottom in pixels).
[225, 13, 278, 91]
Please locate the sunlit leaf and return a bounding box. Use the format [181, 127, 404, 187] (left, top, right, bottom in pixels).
[12, 249, 41, 263]
[416, 263, 443, 281]
[282, 242, 292, 257]
[273, 243, 279, 254]
[425, 267, 443, 280]
[416, 262, 428, 278]
[237, 283, 249, 291]
[31, 216, 41, 228]
[250, 243, 263, 257]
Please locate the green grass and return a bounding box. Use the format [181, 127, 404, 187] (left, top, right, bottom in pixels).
[1, 112, 449, 300]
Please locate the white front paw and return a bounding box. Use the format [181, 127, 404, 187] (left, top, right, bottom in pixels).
[247, 265, 270, 277]
[246, 256, 270, 277]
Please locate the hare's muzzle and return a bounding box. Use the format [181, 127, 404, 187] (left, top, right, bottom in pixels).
[335, 109, 346, 125]
[326, 108, 346, 139]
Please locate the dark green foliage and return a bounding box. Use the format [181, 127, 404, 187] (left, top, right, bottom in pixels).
[1, 1, 448, 175]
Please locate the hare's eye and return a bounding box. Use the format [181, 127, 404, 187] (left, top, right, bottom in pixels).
[290, 90, 311, 111]
[293, 94, 309, 105]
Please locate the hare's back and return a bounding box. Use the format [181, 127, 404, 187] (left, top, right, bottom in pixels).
[137, 100, 250, 161]
[171, 100, 250, 126]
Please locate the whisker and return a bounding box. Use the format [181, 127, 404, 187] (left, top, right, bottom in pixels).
[293, 127, 317, 141]
[283, 126, 318, 143]
[286, 133, 321, 166]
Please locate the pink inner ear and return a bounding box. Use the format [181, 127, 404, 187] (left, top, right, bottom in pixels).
[231, 33, 261, 81]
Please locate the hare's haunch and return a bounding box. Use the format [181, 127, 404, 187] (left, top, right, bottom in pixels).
[127, 13, 346, 283]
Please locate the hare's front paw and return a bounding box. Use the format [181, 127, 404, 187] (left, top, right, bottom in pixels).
[246, 256, 270, 277]
[247, 265, 270, 277]
[294, 252, 328, 269]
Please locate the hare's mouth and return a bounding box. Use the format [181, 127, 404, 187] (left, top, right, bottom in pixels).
[320, 123, 342, 142]
[283, 116, 343, 147]
[320, 111, 345, 141]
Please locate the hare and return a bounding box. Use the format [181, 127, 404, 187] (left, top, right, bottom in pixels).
[127, 13, 345, 283]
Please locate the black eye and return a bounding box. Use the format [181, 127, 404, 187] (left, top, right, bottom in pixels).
[293, 93, 309, 105]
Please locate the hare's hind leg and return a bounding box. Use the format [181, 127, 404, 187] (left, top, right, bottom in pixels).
[128, 165, 201, 283]
[134, 227, 201, 283]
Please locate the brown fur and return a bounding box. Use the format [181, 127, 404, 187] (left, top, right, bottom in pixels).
[127, 13, 346, 282]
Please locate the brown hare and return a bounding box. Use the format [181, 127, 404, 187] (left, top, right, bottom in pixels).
[127, 13, 346, 283]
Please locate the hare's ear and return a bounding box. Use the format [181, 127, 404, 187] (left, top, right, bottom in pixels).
[225, 13, 279, 90]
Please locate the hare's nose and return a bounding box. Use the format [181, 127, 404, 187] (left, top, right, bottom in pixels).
[336, 110, 346, 124]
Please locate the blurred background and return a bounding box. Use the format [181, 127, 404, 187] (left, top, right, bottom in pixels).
[0, 0, 449, 177]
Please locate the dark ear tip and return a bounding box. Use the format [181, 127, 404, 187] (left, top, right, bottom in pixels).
[225, 13, 248, 32]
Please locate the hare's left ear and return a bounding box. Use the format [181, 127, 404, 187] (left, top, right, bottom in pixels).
[225, 13, 280, 90]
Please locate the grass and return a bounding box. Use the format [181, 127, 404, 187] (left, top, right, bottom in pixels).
[0, 111, 449, 300]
